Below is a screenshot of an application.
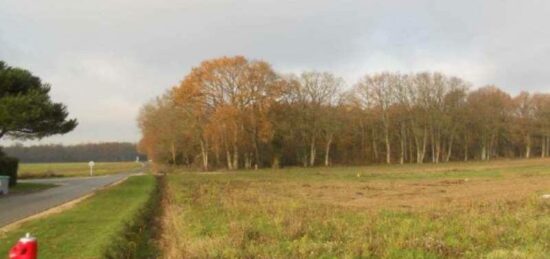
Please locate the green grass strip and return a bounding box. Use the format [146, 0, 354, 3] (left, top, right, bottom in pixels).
[0, 175, 156, 258]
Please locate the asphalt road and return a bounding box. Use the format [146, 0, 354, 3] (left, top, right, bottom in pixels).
[0, 172, 137, 227]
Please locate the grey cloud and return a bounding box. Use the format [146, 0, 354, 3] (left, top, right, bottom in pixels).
[1, 0, 549, 144]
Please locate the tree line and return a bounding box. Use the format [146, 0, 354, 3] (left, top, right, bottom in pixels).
[138, 56, 550, 170]
[3, 142, 145, 163]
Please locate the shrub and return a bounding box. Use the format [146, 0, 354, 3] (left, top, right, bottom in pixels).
[0, 152, 19, 186]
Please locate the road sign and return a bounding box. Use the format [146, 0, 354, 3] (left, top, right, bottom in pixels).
[88, 161, 95, 176]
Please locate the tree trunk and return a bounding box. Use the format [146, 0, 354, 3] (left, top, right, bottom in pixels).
[384, 125, 391, 164]
[525, 134, 531, 158]
[414, 134, 421, 163]
[272, 156, 280, 169]
[214, 147, 220, 167]
[540, 136, 546, 158]
[488, 133, 497, 160]
[372, 128, 379, 161]
[417, 127, 428, 163]
[170, 142, 176, 165]
[253, 133, 260, 169]
[430, 126, 436, 163]
[226, 149, 233, 170]
[464, 134, 469, 161]
[183, 154, 190, 167]
[399, 123, 407, 164]
[435, 128, 441, 164]
[445, 133, 455, 162]
[199, 139, 209, 171]
[480, 132, 488, 161]
[360, 120, 367, 161]
[223, 136, 232, 170]
[408, 132, 414, 163]
[544, 136, 548, 157]
[309, 136, 316, 166]
[244, 153, 251, 169]
[324, 134, 333, 167]
[232, 143, 239, 170]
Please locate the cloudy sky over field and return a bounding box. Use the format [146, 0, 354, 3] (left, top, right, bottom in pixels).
[1, 0, 549, 144]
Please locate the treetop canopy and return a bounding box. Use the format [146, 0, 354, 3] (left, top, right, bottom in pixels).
[0, 60, 77, 140]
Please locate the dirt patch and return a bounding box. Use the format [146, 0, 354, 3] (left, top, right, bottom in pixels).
[349, 177, 549, 210]
[281, 175, 550, 211]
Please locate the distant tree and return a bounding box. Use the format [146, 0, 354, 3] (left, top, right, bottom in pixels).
[137, 55, 550, 169]
[4, 142, 144, 163]
[355, 73, 398, 164]
[467, 86, 513, 160]
[137, 94, 190, 165]
[0, 61, 77, 140]
[533, 93, 550, 157]
[512, 92, 536, 158]
[171, 56, 281, 170]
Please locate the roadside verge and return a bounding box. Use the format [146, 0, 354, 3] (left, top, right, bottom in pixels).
[0, 174, 159, 258]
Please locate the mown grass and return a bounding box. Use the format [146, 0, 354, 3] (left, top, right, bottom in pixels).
[0, 175, 157, 258]
[161, 159, 550, 258]
[18, 161, 144, 179]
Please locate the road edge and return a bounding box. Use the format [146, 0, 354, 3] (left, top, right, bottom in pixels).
[0, 174, 133, 233]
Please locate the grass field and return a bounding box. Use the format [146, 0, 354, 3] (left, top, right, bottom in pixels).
[160, 159, 550, 258]
[0, 175, 157, 258]
[18, 161, 144, 179]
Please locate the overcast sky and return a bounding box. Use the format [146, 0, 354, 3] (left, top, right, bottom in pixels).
[1, 0, 549, 145]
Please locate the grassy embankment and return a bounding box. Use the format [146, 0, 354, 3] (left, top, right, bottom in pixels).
[161, 159, 550, 258]
[18, 161, 143, 179]
[0, 175, 159, 258]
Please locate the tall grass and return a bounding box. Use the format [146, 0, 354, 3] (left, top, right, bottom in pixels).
[160, 161, 550, 258]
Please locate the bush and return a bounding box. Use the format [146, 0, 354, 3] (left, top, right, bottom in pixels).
[0, 152, 19, 186]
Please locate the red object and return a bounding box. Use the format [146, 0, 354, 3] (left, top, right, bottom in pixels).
[9, 233, 37, 259]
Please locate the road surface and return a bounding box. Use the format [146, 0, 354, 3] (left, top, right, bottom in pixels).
[0, 173, 137, 227]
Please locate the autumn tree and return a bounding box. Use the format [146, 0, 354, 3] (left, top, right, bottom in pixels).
[512, 92, 536, 158]
[355, 73, 398, 164]
[533, 93, 550, 157]
[137, 93, 194, 165]
[171, 56, 280, 170]
[137, 56, 550, 169]
[292, 72, 344, 166]
[467, 86, 513, 160]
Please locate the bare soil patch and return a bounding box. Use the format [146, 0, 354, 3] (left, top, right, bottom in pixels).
[279, 176, 550, 211]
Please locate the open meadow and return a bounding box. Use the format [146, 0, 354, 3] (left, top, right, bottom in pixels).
[18, 161, 144, 179]
[160, 159, 550, 258]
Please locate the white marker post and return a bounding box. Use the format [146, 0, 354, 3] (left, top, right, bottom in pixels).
[88, 161, 95, 176]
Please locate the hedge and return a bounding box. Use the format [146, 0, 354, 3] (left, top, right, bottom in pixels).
[0, 152, 19, 186]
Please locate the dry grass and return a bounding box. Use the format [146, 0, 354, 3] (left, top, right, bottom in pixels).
[160, 159, 550, 258]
